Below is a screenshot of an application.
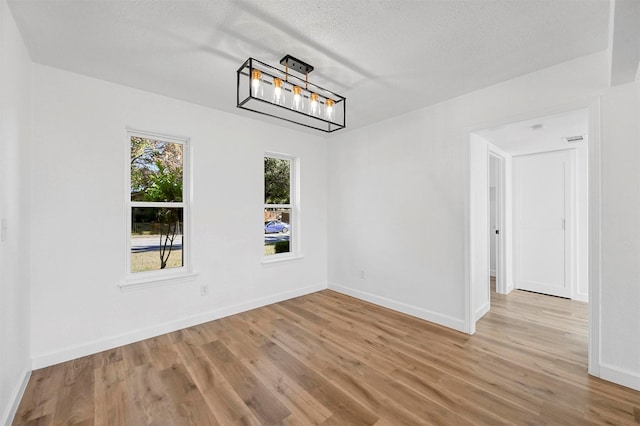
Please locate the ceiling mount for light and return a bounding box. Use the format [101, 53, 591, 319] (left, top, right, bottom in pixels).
[237, 56, 346, 133]
[279, 55, 313, 75]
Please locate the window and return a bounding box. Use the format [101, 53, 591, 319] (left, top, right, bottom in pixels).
[264, 154, 296, 257]
[127, 131, 190, 278]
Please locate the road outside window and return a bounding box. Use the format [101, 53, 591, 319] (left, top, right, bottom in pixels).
[264, 155, 294, 256]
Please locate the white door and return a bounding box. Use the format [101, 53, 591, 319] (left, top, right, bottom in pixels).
[514, 150, 572, 298]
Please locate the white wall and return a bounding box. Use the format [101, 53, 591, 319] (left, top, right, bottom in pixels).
[0, 0, 32, 423]
[328, 51, 608, 331]
[575, 141, 589, 300]
[327, 105, 469, 330]
[599, 80, 640, 390]
[29, 65, 328, 367]
[328, 50, 640, 390]
[470, 134, 490, 320]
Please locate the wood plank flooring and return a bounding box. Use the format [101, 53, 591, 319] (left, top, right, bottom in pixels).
[13, 287, 640, 425]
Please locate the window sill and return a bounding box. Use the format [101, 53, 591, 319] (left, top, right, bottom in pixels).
[261, 254, 304, 265]
[118, 271, 199, 291]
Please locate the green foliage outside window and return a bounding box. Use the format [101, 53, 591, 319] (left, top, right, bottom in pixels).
[131, 137, 183, 270]
[131, 137, 183, 201]
[264, 157, 290, 204]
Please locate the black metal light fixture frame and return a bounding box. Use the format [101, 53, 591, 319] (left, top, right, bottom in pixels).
[237, 56, 346, 133]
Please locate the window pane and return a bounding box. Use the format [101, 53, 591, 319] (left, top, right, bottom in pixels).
[264, 157, 290, 204]
[131, 207, 184, 272]
[264, 207, 291, 256]
[131, 137, 183, 202]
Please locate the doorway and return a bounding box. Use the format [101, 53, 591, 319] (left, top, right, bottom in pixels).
[464, 98, 602, 377]
[489, 151, 506, 296]
[467, 104, 598, 376]
[473, 107, 588, 302]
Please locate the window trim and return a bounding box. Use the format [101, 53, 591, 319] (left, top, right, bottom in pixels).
[121, 129, 195, 289]
[264, 152, 300, 261]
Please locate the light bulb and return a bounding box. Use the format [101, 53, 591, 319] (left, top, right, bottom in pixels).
[272, 78, 284, 105]
[251, 69, 263, 97]
[292, 86, 303, 111]
[309, 93, 319, 116]
[325, 98, 335, 121]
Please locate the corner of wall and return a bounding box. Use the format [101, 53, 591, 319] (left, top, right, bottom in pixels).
[505, 282, 515, 294]
[1, 0, 33, 421]
[0, 369, 31, 426]
[474, 302, 490, 322]
[599, 363, 640, 392]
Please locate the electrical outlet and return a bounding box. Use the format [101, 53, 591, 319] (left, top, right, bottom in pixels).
[359, 270, 365, 279]
[200, 285, 208, 296]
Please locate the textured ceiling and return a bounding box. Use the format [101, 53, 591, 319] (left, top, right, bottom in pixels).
[8, 0, 610, 134]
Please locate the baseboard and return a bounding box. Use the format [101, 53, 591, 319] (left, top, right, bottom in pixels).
[505, 281, 514, 294]
[474, 302, 490, 321]
[1, 368, 31, 426]
[574, 292, 589, 303]
[32, 282, 327, 369]
[328, 283, 465, 332]
[599, 363, 640, 391]
[490, 270, 496, 277]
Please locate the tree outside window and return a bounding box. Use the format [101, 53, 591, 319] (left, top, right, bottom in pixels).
[264, 155, 294, 256]
[129, 134, 186, 273]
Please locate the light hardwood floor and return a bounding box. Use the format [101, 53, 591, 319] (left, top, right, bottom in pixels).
[13, 287, 640, 425]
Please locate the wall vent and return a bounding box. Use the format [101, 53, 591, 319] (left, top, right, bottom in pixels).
[562, 135, 585, 144]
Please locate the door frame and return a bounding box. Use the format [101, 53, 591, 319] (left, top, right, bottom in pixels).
[464, 98, 601, 377]
[488, 150, 507, 295]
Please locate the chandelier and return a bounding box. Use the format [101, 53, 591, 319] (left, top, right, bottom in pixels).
[237, 55, 346, 133]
